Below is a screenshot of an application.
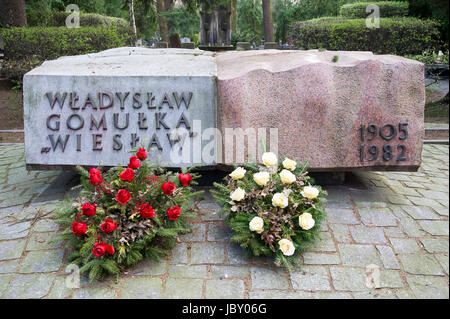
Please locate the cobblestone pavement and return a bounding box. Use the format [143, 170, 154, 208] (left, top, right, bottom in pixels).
[0, 144, 448, 299]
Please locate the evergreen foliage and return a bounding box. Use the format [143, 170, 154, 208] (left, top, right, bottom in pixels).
[54, 148, 202, 282]
[212, 154, 327, 271]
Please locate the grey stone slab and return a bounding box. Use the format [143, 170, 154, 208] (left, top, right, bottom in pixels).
[24, 48, 217, 168]
[32, 219, 59, 232]
[329, 224, 352, 243]
[325, 208, 359, 224]
[399, 254, 444, 276]
[349, 226, 387, 244]
[205, 279, 245, 299]
[379, 270, 403, 288]
[120, 277, 162, 299]
[226, 243, 253, 265]
[190, 242, 225, 264]
[290, 266, 331, 291]
[398, 217, 425, 237]
[162, 278, 203, 299]
[338, 244, 381, 267]
[73, 286, 117, 299]
[26, 232, 62, 251]
[0, 274, 12, 298]
[180, 223, 206, 242]
[402, 206, 441, 220]
[198, 202, 224, 221]
[330, 267, 369, 291]
[309, 232, 336, 252]
[0, 259, 19, 274]
[170, 243, 187, 264]
[126, 259, 166, 276]
[0, 239, 26, 260]
[210, 266, 249, 279]
[302, 252, 341, 265]
[357, 208, 397, 227]
[0, 220, 31, 240]
[389, 238, 421, 254]
[250, 267, 289, 290]
[383, 227, 405, 237]
[407, 275, 449, 299]
[419, 220, 449, 236]
[168, 265, 208, 279]
[419, 238, 449, 253]
[249, 291, 315, 299]
[376, 245, 400, 270]
[19, 249, 65, 273]
[2, 274, 55, 298]
[207, 223, 231, 242]
[353, 289, 396, 299]
[434, 254, 449, 275]
[46, 276, 74, 299]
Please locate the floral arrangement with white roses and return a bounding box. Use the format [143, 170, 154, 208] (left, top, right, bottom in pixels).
[54, 147, 202, 282]
[212, 152, 327, 269]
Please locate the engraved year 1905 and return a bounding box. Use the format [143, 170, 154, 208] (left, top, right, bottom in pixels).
[358, 123, 408, 162]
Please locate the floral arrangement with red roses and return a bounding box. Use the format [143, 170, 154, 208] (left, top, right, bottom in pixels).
[55, 147, 202, 282]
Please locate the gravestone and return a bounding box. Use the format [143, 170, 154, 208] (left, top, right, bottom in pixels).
[24, 48, 216, 168]
[23, 47, 425, 171]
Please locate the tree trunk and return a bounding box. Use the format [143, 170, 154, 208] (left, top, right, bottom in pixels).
[156, 0, 168, 42]
[261, 0, 273, 42]
[0, 0, 28, 27]
[127, 0, 137, 44]
[163, 0, 181, 48]
[230, 0, 237, 33]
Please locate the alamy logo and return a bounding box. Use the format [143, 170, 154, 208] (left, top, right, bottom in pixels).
[366, 4, 380, 29]
[65, 4, 80, 28]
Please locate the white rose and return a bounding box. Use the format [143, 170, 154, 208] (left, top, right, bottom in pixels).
[230, 187, 245, 202]
[229, 167, 246, 180]
[272, 192, 289, 208]
[279, 169, 296, 184]
[249, 216, 264, 234]
[301, 186, 320, 200]
[299, 212, 315, 230]
[282, 158, 297, 171]
[253, 171, 270, 186]
[262, 152, 277, 167]
[278, 239, 295, 256]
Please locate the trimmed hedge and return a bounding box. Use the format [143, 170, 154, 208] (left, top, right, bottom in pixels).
[1, 26, 132, 61]
[288, 17, 440, 55]
[340, 1, 409, 18]
[50, 12, 128, 28]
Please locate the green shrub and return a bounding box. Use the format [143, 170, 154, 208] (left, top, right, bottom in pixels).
[340, 1, 409, 18]
[288, 17, 440, 55]
[1, 26, 132, 61]
[49, 12, 129, 28]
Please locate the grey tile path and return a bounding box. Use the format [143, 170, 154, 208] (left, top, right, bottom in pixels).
[0, 144, 448, 299]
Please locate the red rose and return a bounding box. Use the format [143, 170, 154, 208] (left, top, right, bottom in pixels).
[167, 206, 181, 221]
[89, 167, 103, 186]
[81, 203, 96, 217]
[136, 148, 148, 160]
[128, 156, 141, 170]
[92, 242, 115, 257]
[138, 203, 155, 218]
[178, 173, 192, 186]
[119, 168, 134, 182]
[71, 221, 87, 237]
[100, 219, 118, 233]
[161, 181, 176, 196]
[115, 189, 131, 205]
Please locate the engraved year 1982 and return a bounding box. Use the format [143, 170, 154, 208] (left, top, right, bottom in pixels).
[358, 123, 408, 162]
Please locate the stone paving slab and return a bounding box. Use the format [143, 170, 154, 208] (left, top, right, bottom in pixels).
[0, 144, 448, 299]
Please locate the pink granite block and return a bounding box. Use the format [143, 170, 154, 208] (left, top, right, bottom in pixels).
[216, 50, 425, 171]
